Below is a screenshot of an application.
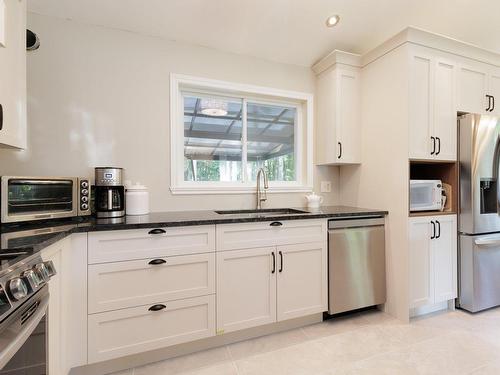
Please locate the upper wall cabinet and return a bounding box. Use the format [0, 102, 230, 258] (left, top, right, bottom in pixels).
[457, 62, 500, 116]
[0, 0, 27, 149]
[409, 47, 457, 161]
[314, 52, 361, 165]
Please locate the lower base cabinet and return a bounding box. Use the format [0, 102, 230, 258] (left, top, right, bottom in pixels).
[88, 295, 216, 363]
[216, 247, 277, 333]
[277, 242, 328, 321]
[409, 215, 457, 309]
[216, 242, 327, 334]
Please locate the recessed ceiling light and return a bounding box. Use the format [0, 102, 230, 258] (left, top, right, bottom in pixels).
[326, 15, 340, 27]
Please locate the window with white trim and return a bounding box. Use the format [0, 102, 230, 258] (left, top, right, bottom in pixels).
[170, 75, 313, 194]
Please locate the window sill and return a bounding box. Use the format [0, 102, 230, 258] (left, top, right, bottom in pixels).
[170, 185, 313, 195]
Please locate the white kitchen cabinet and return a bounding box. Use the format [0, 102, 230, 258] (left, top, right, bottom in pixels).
[217, 233, 328, 333]
[457, 63, 489, 114]
[88, 225, 215, 264]
[216, 247, 276, 333]
[0, 0, 26, 148]
[276, 242, 327, 321]
[42, 234, 87, 375]
[409, 215, 457, 309]
[43, 241, 63, 375]
[88, 295, 215, 363]
[432, 217, 457, 303]
[487, 68, 500, 116]
[216, 219, 326, 251]
[316, 64, 361, 165]
[89, 252, 215, 313]
[409, 48, 457, 161]
[456, 61, 500, 116]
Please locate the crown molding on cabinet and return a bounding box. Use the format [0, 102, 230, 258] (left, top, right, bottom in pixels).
[362, 26, 500, 68]
[312, 50, 361, 75]
[314, 27, 500, 75]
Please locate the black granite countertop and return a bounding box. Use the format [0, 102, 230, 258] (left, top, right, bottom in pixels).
[0, 206, 387, 266]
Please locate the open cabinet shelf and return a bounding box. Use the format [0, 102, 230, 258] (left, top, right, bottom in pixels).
[409, 160, 458, 217]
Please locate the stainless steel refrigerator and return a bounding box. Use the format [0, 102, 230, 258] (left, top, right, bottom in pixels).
[459, 113, 500, 312]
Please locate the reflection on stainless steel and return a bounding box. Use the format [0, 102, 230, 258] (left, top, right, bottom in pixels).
[459, 114, 500, 312]
[459, 114, 500, 234]
[327, 216, 386, 314]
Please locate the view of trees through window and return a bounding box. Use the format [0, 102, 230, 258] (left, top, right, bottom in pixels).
[183, 93, 297, 183]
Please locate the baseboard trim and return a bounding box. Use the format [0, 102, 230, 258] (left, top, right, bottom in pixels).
[70, 313, 322, 375]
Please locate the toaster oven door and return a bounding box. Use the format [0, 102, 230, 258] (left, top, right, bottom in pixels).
[1, 177, 78, 223]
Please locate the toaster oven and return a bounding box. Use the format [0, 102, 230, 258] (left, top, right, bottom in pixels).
[1, 176, 91, 223]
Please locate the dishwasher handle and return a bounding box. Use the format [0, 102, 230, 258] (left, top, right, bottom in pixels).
[328, 217, 385, 230]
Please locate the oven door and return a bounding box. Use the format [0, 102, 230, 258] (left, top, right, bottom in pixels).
[0, 287, 49, 373]
[1, 177, 78, 223]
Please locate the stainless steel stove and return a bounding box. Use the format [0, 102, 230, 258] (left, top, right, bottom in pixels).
[0, 252, 56, 373]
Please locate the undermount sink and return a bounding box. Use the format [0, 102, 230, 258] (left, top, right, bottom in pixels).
[214, 208, 308, 217]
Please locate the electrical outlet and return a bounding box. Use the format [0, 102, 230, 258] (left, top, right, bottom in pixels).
[321, 181, 332, 193]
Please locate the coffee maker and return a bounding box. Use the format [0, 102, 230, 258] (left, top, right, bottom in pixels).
[94, 167, 125, 218]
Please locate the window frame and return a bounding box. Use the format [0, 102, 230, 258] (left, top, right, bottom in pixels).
[170, 73, 313, 195]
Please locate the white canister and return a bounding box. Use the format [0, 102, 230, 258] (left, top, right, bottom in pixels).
[125, 183, 149, 215]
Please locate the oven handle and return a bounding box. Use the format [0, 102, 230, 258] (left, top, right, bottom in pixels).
[0, 293, 49, 370]
[9, 179, 72, 185]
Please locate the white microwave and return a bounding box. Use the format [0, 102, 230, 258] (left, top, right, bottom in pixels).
[410, 180, 443, 212]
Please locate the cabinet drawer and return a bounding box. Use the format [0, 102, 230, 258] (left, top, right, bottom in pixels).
[88, 225, 215, 264]
[216, 219, 326, 251]
[88, 295, 215, 363]
[88, 253, 215, 313]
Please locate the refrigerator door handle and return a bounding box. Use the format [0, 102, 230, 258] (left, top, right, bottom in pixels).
[474, 236, 500, 247]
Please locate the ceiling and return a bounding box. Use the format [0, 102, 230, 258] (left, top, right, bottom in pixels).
[27, 0, 500, 67]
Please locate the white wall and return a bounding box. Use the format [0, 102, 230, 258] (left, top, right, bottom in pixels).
[0, 13, 339, 212]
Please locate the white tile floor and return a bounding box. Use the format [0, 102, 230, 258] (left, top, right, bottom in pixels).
[111, 308, 500, 375]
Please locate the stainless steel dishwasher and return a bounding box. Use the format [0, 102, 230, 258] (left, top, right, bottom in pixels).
[328, 216, 386, 314]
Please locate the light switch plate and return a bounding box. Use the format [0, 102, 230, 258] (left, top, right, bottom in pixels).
[320, 181, 332, 193]
[0, 0, 5, 47]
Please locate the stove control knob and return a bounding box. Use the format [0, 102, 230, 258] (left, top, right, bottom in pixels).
[81, 203, 88, 210]
[81, 181, 89, 189]
[34, 263, 50, 282]
[8, 278, 28, 301]
[22, 269, 42, 290]
[43, 261, 56, 277]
